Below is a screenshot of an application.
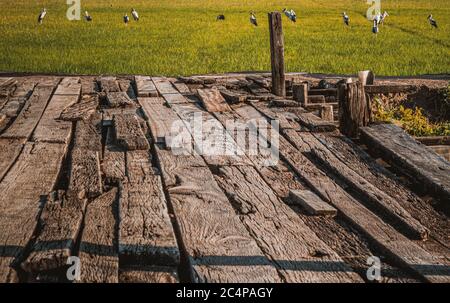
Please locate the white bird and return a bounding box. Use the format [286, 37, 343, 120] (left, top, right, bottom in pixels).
[380, 11, 389, 25]
[38, 8, 47, 24]
[84, 11, 92, 22]
[374, 12, 382, 25]
[283, 8, 297, 23]
[372, 19, 379, 35]
[250, 12, 258, 26]
[428, 15, 438, 28]
[131, 8, 139, 21]
[124, 14, 129, 25]
[342, 12, 350, 26]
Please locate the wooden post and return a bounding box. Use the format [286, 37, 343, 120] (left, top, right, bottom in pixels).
[320, 105, 334, 122]
[268, 12, 286, 97]
[292, 83, 308, 104]
[338, 82, 370, 138]
[358, 70, 374, 85]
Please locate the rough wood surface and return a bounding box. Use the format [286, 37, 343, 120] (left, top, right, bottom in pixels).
[1, 85, 54, 140]
[0, 142, 67, 282]
[0, 138, 26, 182]
[155, 146, 281, 282]
[169, 78, 191, 95]
[365, 85, 416, 94]
[135, 76, 158, 97]
[113, 113, 149, 151]
[59, 95, 98, 121]
[360, 124, 450, 207]
[162, 92, 190, 105]
[119, 266, 178, 283]
[0, 81, 35, 133]
[338, 82, 370, 138]
[119, 152, 179, 266]
[118, 79, 137, 99]
[247, 82, 276, 101]
[219, 89, 247, 104]
[68, 148, 102, 199]
[80, 77, 98, 95]
[197, 88, 231, 113]
[99, 77, 120, 93]
[152, 77, 178, 95]
[79, 189, 119, 283]
[106, 92, 134, 108]
[268, 12, 286, 97]
[309, 88, 338, 96]
[320, 104, 334, 121]
[311, 147, 429, 240]
[54, 77, 81, 96]
[33, 95, 78, 144]
[289, 190, 337, 216]
[72, 114, 102, 152]
[293, 83, 308, 104]
[21, 192, 87, 272]
[295, 112, 337, 132]
[102, 127, 126, 184]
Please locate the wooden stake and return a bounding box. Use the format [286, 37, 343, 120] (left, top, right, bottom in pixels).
[338, 82, 370, 138]
[268, 12, 286, 97]
[358, 70, 374, 85]
[320, 105, 334, 122]
[292, 83, 307, 104]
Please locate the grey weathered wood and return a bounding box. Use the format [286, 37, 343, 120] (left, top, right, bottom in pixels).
[113, 113, 149, 151]
[197, 88, 231, 112]
[1, 84, 54, 140]
[360, 124, 450, 206]
[338, 82, 370, 138]
[119, 266, 178, 283]
[268, 12, 286, 97]
[162, 92, 190, 105]
[304, 102, 338, 111]
[0, 80, 35, 133]
[311, 147, 429, 239]
[155, 146, 281, 282]
[219, 89, 247, 104]
[0, 142, 68, 282]
[169, 78, 191, 95]
[21, 191, 87, 272]
[0, 138, 27, 182]
[307, 95, 326, 104]
[358, 70, 374, 85]
[33, 95, 78, 144]
[247, 82, 276, 101]
[118, 79, 137, 99]
[72, 114, 102, 152]
[296, 112, 337, 132]
[101, 107, 138, 126]
[102, 126, 126, 184]
[68, 148, 102, 199]
[152, 77, 178, 95]
[106, 92, 134, 108]
[135, 76, 158, 97]
[293, 83, 308, 104]
[289, 190, 337, 216]
[99, 77, 120, 93]
[119, 150, 179, 266]
[59, 94, 98, 121]
[80, 77, 98, 95]
[269, 99, 301, 108]
[415, 136, 450, 146]
[79, 189, 119, 283]
[54, 77, 81, 95]
[364, 84, 416, 94]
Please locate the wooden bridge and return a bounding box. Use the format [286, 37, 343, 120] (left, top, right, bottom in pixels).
[0, 74, 448, 283]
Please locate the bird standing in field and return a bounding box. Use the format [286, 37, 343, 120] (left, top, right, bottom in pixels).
[372, 19, 379, 35]
[380, 11, 389, 25]
[216, 14, 225, 21]
[131, 8, 139, 21]
[250, 12, 258, 26]
[84, 11, 92, 22]
[342, 12, 350, 26]
[374, 12, 382, 26]
[283, 8, 297, 23]
[38, 8, 47, 24]
[428, 15, 438, 28]
[124, 14, 129, 25]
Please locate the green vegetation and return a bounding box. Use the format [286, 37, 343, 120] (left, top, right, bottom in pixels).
[0, 0, 449, 76]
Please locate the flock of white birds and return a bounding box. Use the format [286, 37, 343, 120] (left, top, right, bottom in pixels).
[37, 7, 439, 34]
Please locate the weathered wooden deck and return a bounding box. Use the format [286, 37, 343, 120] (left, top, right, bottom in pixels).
[0, 74, 448, 283]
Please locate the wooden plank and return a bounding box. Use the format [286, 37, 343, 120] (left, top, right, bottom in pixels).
[102, 127, 126, 185]
[80, 77, 98, 95]
[119, 151, 179, 266]
[152, 77, 178, 95]
[118, 79, 136, 99]
[106, 92, 134, 108]
[212, 165, 360, 282]
[219, 89, 247, 104]
[101, 107, 139, 127]
[360, 124, 450, 205]
[268, 12, 286, 97]
[0, 138, 26, 182]
[293, 83, 308, 104]
[155, 146, 281, 282]
[0, 80, 35, 133]
[295, 112, 337, 132]
[68, 148, 102, 199]
[1, 84, 54, 140]
[289, 190, 337, 216]
[365, 85, 416, 94]
[309, 88, 337, 96]
[278, 130, 450, 283]
[415, 136, 450, 146]
[304, 102, 338, 111]
[119, 266, 178, 283]
[307, 95, 326, 104]
[162, 92, 190, 105]
[247, 82, 276, 101]
[59, 94, 98, 121]
[113, 113, 149, 151]
[320, 104, 334, 121]
[138, 97, 182, 147]
[0, 142, 67, 282]
[72, 114, 102, 152]
[99, 77, 120, 93]
[169, 78, 191, 95]
[21, 191, 87, 272]
[79, 189, 119, 283]
[197, 88, 231, 113]
[54, 77, 81, 96]
[311, 147, 429, 239]
[33, 95, 78, 144]
[135, 76, 158, 97]
[0, 79, 17, 110]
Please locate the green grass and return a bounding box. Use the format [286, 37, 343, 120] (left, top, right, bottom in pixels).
[0, 0, 449, 76]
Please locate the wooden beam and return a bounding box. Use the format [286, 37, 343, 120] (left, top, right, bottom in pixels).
[320, 104, 334, 121]
[54, 77, 81, 96]
[152, 77, 178, 95]
[197, 88, 231, 113]
[106, 92, 134, 108]
[113, 113, 149, 151]
[98, 77, 120, 93]
[289, 190, 337, 216]
[268, 12, 286, 97]
[59, 95, 98, 121]
[338, 82, 370, 138]
[364, 85, 416, 94]
[358, 70, 374, 85]
[292, 83, 308, 104]
[119, 266, 178, 283]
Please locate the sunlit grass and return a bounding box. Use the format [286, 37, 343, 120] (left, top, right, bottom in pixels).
[0, 0, 449, 76]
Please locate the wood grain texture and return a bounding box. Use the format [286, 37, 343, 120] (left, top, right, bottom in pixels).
[0, 137, 26, 182]
[169, 78, 191, 95]
[268, 12, 286, 97]
[197, 88, 231, 113]
[102, 127, 126, 185]
[360, 124, 450, 206]
[54, 77, 81, 96]
[0, 80, 35, 133]
[119, 266, 178, 283]
[68, 148, 102, 199]
[155, 146, 281, 283]
[106, 92, 134, 108]
[163, 92, 190, 105]
[33, 95, 78, 144]
[59, 95, 98, 121]
[113, 113, 149, 151]
[289, 190, 337, 216]
[338, 82, 370, 138]
[99, 77, 120, 93]
[152, 77, 178, 95]
[0, 142, 67, 282]
[135, 76, 158, 97]
[79, 189, 119, 283]
[295, 112, 337, 132]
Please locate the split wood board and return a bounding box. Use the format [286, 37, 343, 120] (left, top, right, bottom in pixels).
[54, 77, 81, 96]
[135, 76, 158, 97]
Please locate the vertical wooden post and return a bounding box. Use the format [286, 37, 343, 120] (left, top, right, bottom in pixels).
[268, 12, 286, 97]
[358, 70, 374, 85]
[338, 82, 370, 138]
[320, 105, 334, 121]
[292, 83, 308, 104]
